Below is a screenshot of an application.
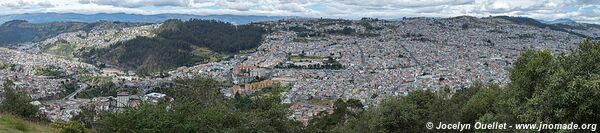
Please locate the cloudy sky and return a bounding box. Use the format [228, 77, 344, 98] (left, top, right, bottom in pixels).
[1, 0, 599, 23]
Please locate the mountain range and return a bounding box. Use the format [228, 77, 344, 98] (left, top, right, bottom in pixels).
[538, 18, 577, 24]
[0, 13, 296, 25]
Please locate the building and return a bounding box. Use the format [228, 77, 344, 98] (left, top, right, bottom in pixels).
[272, 77, 297, 85]
[102, 68, 125, 77]
[250, 68, 266, 78]
[232, 74, 255, 84]
[95, 101, 110, 111]
[116, 92, 129, 108]
[233, 65, 257, 75]
[143, 92, 167, 103]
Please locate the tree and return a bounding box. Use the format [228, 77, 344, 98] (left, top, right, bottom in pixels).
[95, 77, 303, 133]
[509, 40, 600, 124]
[0, 80, 44, 121]
[163, 77, 221, 107]
[52, 121, 87, 133]
[460, 84, 505, 123]
[70, 104, 96, 128]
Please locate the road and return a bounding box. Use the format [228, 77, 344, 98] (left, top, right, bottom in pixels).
[62, 83, 88, 100]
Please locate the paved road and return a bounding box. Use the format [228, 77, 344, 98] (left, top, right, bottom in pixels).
[62, 83, 88, 100]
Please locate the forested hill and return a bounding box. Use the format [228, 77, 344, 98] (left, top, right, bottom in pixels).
[90, 19, 268, 75]
[157, 19, 266, 53]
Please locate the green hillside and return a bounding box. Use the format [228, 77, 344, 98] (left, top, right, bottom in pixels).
[0, 20, 147, 46]
[88, 19, 267, 75]
[0, 114, 56, 133]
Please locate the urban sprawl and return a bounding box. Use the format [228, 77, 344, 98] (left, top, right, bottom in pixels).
[0, 16, 595, 123]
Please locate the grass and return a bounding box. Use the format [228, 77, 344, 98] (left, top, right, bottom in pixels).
[288, 55, 324, 62]
[44, 43, 76, 58]
[0, 114, 56, 133]
[308, 99, 332, 107]
[78, 75, 112, 86]
[191, 46, 223, 62]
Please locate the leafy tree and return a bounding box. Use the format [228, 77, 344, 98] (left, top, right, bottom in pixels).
[162, 77, 221, 107]
[510, 40, 600, 124]
[52, 121, 87, 133]
[76, 81, 132, 99]
[70, 103, 96, 128]
[460, 84, 504, 123]
[57, 81, 78, 98]
[95, 77, 303, 133]
[0, 80, 44, 121]
[33, 65, 65, 77]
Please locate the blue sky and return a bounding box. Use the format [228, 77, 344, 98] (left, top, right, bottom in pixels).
[1, 0, 599, 23]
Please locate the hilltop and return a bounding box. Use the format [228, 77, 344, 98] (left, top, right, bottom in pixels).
[0, 20, 148, 46]
[87, 19, 268, 75]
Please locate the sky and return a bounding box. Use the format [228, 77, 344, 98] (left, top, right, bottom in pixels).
[0, 0, 599, 23]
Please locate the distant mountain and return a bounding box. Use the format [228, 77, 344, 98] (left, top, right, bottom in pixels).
[539, 18, 576, 24]
[553, 22, 600, 38]
[491, 16, 593, 39]
[0, 20, 147, 46]
[0, 13, 296, 25]
[391, 15, 599, 39]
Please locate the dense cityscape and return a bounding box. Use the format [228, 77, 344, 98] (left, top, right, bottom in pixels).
[0, 1, 599, 132]
[0, 15, 596, 125]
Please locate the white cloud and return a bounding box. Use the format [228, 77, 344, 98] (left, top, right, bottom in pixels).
[1, 0, 56, 9]
[79, 0, 194, 7]
[0, 0, 599, 23]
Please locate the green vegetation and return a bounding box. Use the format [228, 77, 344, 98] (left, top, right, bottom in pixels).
[190, 46, 225, 63]
[0, 20, 86, 46]
[77, 75, 111, 86]
[6, 40, 600, 132]
[51, 121, 87, 133]
[307, 99, 331, 106]
[360, 22, 384, 31]
[0, 63, 13, 70]
[70, 104, 96, 129]
[0, 114, 56, 133]
[57, 81, 78, 98]
[94, 78, 303, 132]
[43, 41, 76, 58]
[0, 80, 45, 121]
[76, 81, 135, 99]
[38, 80, 79, 100]
[88, 19, 267, 74]
[307, 99, 363, 132]
[75, 75, 136, 99]
[288, 54, 323, 62]
[0, 20, 146, 46]
[33, 65, 64, 77]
